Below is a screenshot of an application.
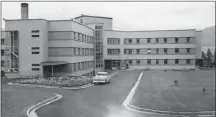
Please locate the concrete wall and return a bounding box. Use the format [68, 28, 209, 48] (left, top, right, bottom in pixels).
[5, 19, 48, 77]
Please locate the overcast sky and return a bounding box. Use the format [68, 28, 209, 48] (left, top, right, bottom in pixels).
[2, 2, 215, 30]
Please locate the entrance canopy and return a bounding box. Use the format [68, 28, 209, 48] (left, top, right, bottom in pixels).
[40, 61, 68, 66]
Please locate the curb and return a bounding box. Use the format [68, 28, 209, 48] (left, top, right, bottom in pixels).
[7, 82, 94, 90]
[127, 104, 215, 116]
[27, 93, 62, 117]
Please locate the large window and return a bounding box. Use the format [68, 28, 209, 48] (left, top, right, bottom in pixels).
[136, 38, 140, 44]
[136, 49, 140, 54]
[107, 38, 120, 44]
[147, 48, 151, 54]
[147, 59, 151, 64]
[175, 59, 179, 64]
[32, 35, 39, 37]
[175, 48, 179, 53]
[107, 49, 120, 55]
[156, 38, 159, 43]
[186, 59, 191, 64]
[147, 38, 151, 43]
[186, 48, 190, 53]
[164, 48, 167, 54]
[129, 60, 132, 65]
[156, 48, 159, 54]
[136, 60, 140, 65]
[175, 38, 179, 43]
[164, 38, 167, 43]
[128, 49, 132, 54]
[186, 37, 190, 43]
[156, 59, 159, 64]
[128, 39, 132, 44]
[1, 50, 4, 55]
[164, 59, 168, 64]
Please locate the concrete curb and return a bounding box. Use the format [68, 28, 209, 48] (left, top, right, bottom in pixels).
[127, 104, 215, 116]
[26, 93, 62, 117]
[7, 82, 94, 90]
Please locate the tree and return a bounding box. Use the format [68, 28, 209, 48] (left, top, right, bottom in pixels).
[206, 48, 213, 67]
[202, 51, 207, 67]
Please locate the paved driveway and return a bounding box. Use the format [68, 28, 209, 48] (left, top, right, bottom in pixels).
[2, 70, 181, 117]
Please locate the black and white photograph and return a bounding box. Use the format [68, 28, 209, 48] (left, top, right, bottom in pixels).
[1, 1, 215, 117]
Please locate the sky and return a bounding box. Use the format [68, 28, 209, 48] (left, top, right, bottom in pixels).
[1, 2, 215, 31]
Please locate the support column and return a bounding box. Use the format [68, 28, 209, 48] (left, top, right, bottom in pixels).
[51, 65, 53, 76]
[40, 65, 44, 77]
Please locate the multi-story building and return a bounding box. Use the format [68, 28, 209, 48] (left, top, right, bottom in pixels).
[104, 30, 201, 69]
[1, 3, 202, 78]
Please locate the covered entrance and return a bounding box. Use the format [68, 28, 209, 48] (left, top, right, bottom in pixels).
[40, 61, 68, 77]
[104, 59, 123, 70]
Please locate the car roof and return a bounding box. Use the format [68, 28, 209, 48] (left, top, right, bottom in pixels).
[97, 72, 108, 74]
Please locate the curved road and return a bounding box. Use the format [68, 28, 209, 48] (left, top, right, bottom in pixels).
[4, 70, 181, 117]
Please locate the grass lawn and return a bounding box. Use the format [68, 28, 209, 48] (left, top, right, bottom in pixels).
[131, 70, 215, 112]
[1, 84, 54, 117]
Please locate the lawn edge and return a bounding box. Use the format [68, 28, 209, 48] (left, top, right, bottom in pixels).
[126, 104, 216, 116]
[26, 93, 63, 117]
[7, 82, 94, 90]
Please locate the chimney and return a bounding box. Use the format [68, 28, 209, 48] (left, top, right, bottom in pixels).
[21, 3, 28, 19]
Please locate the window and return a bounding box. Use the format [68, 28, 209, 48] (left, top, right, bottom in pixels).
[1, 39, 4, 44]
[1, 50, 5, 55]
[31, 30, 39, 33]
[147, 38, 151, 43]
[156, 48, 159, 54]
[175, 38, 179, 43]
[1, 60, 4, 66]
[107, 49, 120, 55]
[32, 68, 40, 71]
[186, 37, 190, 43]
[136, 60, 140, 65]
[186, 48, 190, 53]
[107, 38, 120, 44]
[32, 47, 40, 49]
[164, 38, 167, 43]
[128, 49, 132, 54]
[32, 35, 39, 37]
[175, 59, 179, 64]
[164, 48, 167, 54]
[32, 52, 39, 54]
[156, 38, 159, 43]
[147, 48, 151, 54]
[32, 64, 40, 66]
[156, 59, 159, 64]
[78, 62, 80, 70]
[136, 49, 140, 54]
[175, 48, 179, 53]
[136, 39, 140, 44]
[124, 49, 127, 55]
[78, 48, 80, 55]
[128, 39, 132, 44]
[186, 59, 191, 64]
[129, 60, 132, 65]
[164, 59, 168, 64]
[147, 59, 151, 65]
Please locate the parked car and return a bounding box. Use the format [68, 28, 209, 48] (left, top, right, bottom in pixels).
[92, 72, 111, 84]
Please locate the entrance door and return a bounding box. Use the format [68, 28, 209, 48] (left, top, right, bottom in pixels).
[112, 60, 120, 69]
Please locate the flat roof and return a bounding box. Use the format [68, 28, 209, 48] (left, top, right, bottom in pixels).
[74, 14, 113, 19]
[3, 18, 94, 30]
[105, 29, 196, 32]
[40, 61, 68, 66]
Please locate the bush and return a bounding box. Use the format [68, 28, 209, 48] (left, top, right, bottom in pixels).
[13, 76, 93, 87]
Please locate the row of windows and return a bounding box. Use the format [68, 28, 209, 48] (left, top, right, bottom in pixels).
[82, 71, 94, 77]
[31, 63, 40, 71]
[72, 48, 94, 56]
[107, 49, 120, 55]
[72, 61, 94, 71]
[31, 47, 40, 54]
[124, 37, 192, 44]
[107, 38, 120, 44]
[124, 48, 191, 55]
[125, 59, 191, 65]
[31, 30, 40, 38]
